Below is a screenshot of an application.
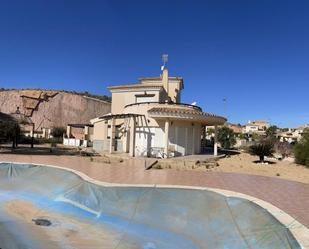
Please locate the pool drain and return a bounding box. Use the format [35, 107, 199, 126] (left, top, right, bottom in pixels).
[32, 218, 52, 226]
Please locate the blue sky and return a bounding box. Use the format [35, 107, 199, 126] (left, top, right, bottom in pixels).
[0, 0, 308, 128]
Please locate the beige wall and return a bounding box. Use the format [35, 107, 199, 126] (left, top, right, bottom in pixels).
[168, 81, 182, 103]
[134, 120, 202, 157]
[93, 121, 108, 140]
[111, 89, 161, 114]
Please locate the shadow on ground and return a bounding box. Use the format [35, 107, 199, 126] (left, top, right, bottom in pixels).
[252, 160, 276, 165]
[0, 144, 80, 156]
[219, 149, 241, 156]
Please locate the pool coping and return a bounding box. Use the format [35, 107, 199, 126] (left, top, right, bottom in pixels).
[1, 161, 309, 249]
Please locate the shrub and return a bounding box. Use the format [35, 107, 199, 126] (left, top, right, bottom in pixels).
[51, 127, 66, 138]
[0, 121, 21, 148]
[217, 126, 236, 149]
[274, 141, 292, 158]
[249, 143, 274, 163]
[294, 130, 309, 167]
[18, 136, 63, 145]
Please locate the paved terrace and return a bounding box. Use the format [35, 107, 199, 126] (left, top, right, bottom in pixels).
[0, 154, 308, 229]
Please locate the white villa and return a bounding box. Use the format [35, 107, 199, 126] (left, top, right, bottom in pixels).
[91, 67, 226, 158]
[244, 120, 270, 134]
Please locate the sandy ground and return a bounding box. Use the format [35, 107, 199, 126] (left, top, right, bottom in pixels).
[4, 200, 125, 249]
[211, 152, 309, 184]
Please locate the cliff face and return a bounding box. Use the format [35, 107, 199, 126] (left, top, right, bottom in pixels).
[0, 90, 111, 129]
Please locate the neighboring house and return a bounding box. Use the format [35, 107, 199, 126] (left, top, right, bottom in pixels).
[278, 125, 309, 143]
[91, 67, 226, 158]
[64, 123, 94, 147]
[244, 123, 259, 134]
[23, 128, 52, 138]
[277, 129, 299, 144]
[244, 120, 269, 134]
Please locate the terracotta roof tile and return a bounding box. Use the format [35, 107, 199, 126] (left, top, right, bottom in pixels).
[148, 107, 224, 119]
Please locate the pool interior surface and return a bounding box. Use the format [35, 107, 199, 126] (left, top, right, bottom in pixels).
[0, 162, 302, 249]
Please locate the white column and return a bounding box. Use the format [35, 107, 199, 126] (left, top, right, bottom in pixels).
[66, 125, 71, 138]
[129, 117, 136, 157]
[123, 123, 128, 153]
[164, 119, 170, 158]
[104, 121, 108, 139]
[109, 118, 115, 153]
[84, 125, 89, 140]
[214, 125, 218, 156]
[192, 126, 195, 155]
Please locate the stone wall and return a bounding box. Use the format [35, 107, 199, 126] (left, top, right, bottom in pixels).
[0, 90, 111, 130]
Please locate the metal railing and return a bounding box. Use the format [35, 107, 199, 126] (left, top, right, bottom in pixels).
[124, 101, 202, 111]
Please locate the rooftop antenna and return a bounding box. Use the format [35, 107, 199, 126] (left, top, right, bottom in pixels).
[161, 54, 168, 71]
[223, 97, 227, 119]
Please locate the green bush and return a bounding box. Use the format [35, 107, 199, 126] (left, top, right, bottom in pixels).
[249, 143, 274, 163]
[294, 130, 309, 167]
[265, 125, 278, 138]
[18, 136, 63, 145]
[51, 127, 66, 138]
[217, 126, 236, 149]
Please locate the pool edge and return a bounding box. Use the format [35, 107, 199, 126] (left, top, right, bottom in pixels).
[1, 160, 308, 249]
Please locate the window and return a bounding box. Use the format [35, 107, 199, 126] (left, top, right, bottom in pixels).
[135, 93, 155, 103]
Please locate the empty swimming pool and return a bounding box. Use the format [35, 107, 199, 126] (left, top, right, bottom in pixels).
[0, 162, 304, 249]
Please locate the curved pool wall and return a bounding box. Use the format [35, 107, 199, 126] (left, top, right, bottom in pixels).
[0, 162, 304, 249]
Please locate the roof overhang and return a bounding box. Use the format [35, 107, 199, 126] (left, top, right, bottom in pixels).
[98, 113, 143, 120]
[108, 84, 163, 93]
[67, 124, 94, 128]
[148, 108, 226, 125]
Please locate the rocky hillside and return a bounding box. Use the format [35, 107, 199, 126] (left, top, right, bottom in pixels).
[0, 90, 111, 129]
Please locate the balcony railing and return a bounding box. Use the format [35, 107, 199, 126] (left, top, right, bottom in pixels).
[124, 101, 202, 112]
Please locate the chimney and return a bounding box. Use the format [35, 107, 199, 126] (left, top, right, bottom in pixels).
[162, 67, 169, 95]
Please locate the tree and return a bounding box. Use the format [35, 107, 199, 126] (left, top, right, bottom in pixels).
[217, 126, 236, 149]
[249, 143, 274, 163]
[238, 133, 248, 140]
[206, 128, 215, 136]
[294, 129, 309, 167]
[51, 127, 66, 138]
[266, 125, 278, 138]
[0, 121, 21, 148]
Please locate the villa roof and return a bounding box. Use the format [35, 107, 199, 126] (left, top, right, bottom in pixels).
[148, 107, 220, 117]
[148, 107, 226, 124]
[108, 83, 163, 90]
[246, 123, 259, 126]
[68, 123, 94, 128]
[98, 113, 143, 120]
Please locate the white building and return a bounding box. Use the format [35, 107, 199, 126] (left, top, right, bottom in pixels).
[91, 67, 226, 158]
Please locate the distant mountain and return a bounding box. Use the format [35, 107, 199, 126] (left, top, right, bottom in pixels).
[0, 89, 111, 130]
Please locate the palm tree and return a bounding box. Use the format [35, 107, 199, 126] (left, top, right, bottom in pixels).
[249, 143, 274, 163]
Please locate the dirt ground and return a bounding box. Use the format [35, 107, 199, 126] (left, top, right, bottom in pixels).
[212, 152, 309, 184]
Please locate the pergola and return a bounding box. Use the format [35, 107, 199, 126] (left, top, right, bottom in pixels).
[98, 113, 143, 156]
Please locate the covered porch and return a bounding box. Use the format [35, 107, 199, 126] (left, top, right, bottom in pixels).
[148, 107, 226, 158]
